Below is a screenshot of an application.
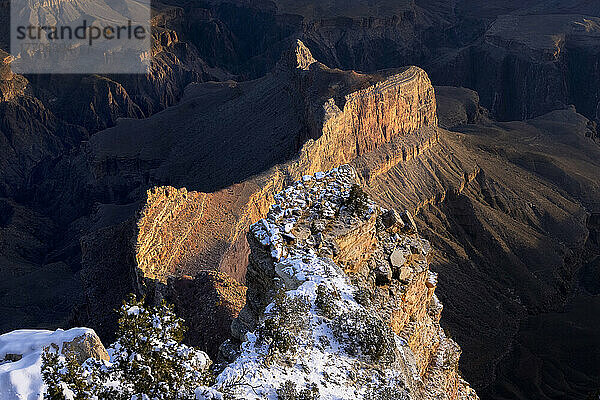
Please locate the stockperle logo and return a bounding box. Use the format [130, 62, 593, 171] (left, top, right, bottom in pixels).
[10, 0, 151, 74]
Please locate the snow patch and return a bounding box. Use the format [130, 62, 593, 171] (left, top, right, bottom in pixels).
[0, 328, 98, 400]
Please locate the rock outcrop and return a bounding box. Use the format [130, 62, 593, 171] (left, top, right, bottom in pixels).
[364, 88, 600, 398]
[123, 43, 437, 281]
[199, 166, 478, 399]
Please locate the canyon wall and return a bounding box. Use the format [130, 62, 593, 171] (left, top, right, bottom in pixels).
[131, 51, 438, 289]
[74, 43, 439, 344]
[0, 3, 239, 335]
[20, 37, 600, 398]
[428, 14, 600, 123]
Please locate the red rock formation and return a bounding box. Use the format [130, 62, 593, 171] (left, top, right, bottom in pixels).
[130, 47, 438, 286]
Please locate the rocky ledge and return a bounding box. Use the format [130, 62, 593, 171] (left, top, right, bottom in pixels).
[195, 165, 478, 399]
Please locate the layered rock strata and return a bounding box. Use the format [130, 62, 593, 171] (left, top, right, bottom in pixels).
[429, 13, 600, 123]
[214, 165, 477, 399]
[0, 2, 232, 334]
[75, 41, 439, 339]
[127, 42, 437, 286]
[82, 56, 429, 344]
[67, 41, 600, 398]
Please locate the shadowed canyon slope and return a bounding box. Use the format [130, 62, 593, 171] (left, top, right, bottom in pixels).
[372, 89, 600, 398]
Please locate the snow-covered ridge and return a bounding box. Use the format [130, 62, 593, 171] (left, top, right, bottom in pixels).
[196, 165, 478, 399]
[197, 166, 411, 399]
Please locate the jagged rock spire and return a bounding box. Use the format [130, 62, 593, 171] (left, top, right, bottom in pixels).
[277, 39, 318, 71]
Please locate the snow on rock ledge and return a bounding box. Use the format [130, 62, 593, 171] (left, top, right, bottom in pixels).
[0, 328, 108, 400]
[199, 165, 478, 400]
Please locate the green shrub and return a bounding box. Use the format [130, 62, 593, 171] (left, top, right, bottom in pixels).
[259, 291, 310, 356]
[315, 284, 340, 319]
[364, 385, 410, 400]
[42, 294, 211, 400]
[41, 350, 90, 400]
[277, 380, 298, 400]
[345, 185, 369, 215]
[332, 309, 395, 363]
[273, 291, 310, 328]
[260, 317, 297, 355]
[276, 381, 320, 400]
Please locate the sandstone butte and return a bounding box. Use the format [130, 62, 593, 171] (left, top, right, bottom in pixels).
[133, 41, 438, 284]
[79, 39, 451, 351]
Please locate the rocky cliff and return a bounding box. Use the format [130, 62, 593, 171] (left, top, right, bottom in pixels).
[69, 41, 440, 351]
[0, 168, 478, 400]
[200, 0, 599, 125]
[197, 165, 478, 399]
[366, 87, 600, 398]
[0, 3, 230, 193]
[73, 40, 600, 400]
[429, 13, 600, 123]
[130, 56, 437, 281]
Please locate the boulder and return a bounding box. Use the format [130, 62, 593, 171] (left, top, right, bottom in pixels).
[390, 248, 407, 268]
[62, 331, 109, 364]
[399, 265, 413, 281]
[390, 248, 412, 281]
[0, 328, 108, 365]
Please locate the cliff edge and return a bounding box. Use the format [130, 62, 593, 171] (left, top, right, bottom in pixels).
[196, 165, 478, 399]
[78, 39, 439, 340]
